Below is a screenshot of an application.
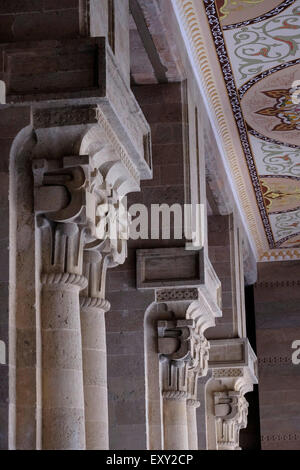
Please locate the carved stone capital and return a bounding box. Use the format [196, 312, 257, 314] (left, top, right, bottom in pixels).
[158, 315, 211, 400]
[206, 338, 258, 450]
[80, 241, 113, 313]
[33, 148, 133, 290]
[214, 390, 249, 450]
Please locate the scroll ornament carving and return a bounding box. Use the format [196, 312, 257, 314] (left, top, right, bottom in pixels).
[33, 149, 131, 291]
[214, 391, 249, 450]
[158, 318, 210, 402]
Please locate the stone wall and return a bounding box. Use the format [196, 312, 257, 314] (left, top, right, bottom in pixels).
[0, 106, 31, 449]
[106, 82, 186, 449]
[206, 214, 246, 340]
[254, 261, 300, 450]
[0, 1, 80, 43]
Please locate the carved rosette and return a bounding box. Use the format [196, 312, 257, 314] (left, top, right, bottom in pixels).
[214, 391, 249, 450]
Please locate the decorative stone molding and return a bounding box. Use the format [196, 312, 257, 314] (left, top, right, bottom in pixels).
[214, 390, 249, 450]
[162, 390, 189, 401]
[255, 280, 300, 289]
[106, 47, 152, 178]
[32, 105, 98, 130]
[186, 399, 201, 408]
[137, 248, 222, 321]
[80, 244, 112, 312]
[212, 368, 243, 379]
[144, 248, 222, 450]
[206, 338, 258, 451]
[209, 338, 258, 381]
[261, 433, 300, 443]
[41, 272, 88, 290]
[156, 288, 198, 302]
[258, 356, 291, 367]
[96, 108, 141, 186]
[158, 315, 211, 400]
[260, 249, 300, 262]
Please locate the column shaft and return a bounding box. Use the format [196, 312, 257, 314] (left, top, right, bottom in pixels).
[41, 279, 86, 450]
[163, 397, 189, 450]
[186, 401, 199, 450]
[80, 305, 109, 449]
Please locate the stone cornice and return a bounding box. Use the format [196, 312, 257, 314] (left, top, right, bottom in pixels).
[208, 338, 258, 392]
[105, 47, 152, 180]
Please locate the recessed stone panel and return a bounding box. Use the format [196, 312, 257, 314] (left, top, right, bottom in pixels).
[136, 247, 204, 289]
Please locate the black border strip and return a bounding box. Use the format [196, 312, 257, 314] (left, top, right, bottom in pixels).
[239, 58, 300, 100]
[248, 126, 300, 149]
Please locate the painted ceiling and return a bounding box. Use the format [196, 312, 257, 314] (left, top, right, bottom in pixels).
[202, 0, 300, 256]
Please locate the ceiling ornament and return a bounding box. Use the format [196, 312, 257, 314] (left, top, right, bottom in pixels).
[204, 0, 300, 253]
[220, 0, 296, 30]
[173, 0, 300, 260]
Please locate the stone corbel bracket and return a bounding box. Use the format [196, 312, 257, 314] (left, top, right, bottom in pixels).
[208, 338, 258, 392]
[138, 247, 222, 381]
[206, 338, 258, 450]
[214, 390, 249, 450]
[137, 247, 222, 318]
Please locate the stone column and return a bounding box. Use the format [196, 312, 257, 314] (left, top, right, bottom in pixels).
[162, 391, 189, 450]
[186, 399, 200, 450]
[33, 156, 101, 449]
[80, 247, 111, 450]
[158, 315, 211, 450]
[40, 221, 87, 450]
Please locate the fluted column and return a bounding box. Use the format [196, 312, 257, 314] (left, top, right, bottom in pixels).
[80, 248, 111, 450]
